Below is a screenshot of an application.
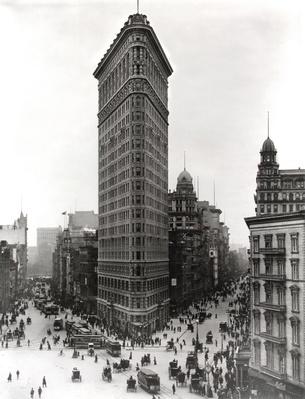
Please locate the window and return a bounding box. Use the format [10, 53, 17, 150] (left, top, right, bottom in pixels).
[277, 316, 285, 338]
[291, 259, 299, 280]
[253, 259, 260, 276]
[254, 283, 260, 305]
[277, 234, 285, 249]
[277, 260, 285, 276]
[291, 352, 300, 380]
[265, 259, 272, 275]
[264, 235, 273, 248]
[264, 283, 272, 304]
[283, 204, 287, 213]
[277, 288, 285, 305]
[254, 341, 261, 366]
[291, 234, 299, 253]
[290, 317, 300, 346]
[260, 205, 265, 214]
[265, 342, 274, 369]
[265, 312, 273, 335]
[254, 311, 261, 334]
[290, 286, 300, 312]
[253, 236, 260, 253]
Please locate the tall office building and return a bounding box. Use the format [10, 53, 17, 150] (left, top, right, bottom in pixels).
[93, 13, 173, 336]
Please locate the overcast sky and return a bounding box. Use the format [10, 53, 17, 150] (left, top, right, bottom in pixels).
[1, 0, 305, 247]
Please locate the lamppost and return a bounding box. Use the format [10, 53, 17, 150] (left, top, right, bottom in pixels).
[205, 362, 213, 398]
[195, 319, 199, 353]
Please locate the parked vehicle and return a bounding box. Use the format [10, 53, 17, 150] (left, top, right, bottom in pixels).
[137, 369, 160, 393]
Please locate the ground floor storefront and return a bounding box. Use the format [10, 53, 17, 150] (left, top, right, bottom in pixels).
[249, 368, 305, 399]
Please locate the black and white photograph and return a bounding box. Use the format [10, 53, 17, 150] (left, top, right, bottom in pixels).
[0, 0, 305, 398]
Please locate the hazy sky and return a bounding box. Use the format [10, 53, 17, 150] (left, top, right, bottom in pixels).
[1, 0, 305, 246]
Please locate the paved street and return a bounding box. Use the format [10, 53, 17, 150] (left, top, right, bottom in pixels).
[0, 282, 244, 399]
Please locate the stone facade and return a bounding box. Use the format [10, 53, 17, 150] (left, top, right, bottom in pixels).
[94, 13, 173, 337]
[246, 137, 305, 399]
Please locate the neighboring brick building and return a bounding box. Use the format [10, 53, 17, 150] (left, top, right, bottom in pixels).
[94, 12, 173, 337]
[246, 136, 305, 399]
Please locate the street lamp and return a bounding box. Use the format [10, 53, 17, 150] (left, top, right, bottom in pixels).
[195, 319, 199, 354]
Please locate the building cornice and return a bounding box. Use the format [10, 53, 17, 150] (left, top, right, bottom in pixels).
[93, 14, 173, 79]
[245, 211, 305, 227]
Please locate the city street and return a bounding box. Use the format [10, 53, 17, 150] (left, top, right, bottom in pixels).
[0, 285, 242, 399]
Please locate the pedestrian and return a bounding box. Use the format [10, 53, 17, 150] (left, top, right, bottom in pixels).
[28, 339, 30, 346]
[95, 354, 98, 363]
[16, 370, 20, 379]
[30, 387, 34, 398]
[7, 372, 12, 382]
[38, 386, 42, 398]
[154, 356, 157, 365]
[172, 383, 176, 395]
[42, 376, 47, 388]
[129, 351, 132, 360]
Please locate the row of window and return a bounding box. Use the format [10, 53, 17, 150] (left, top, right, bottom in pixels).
[98, 288, 168, 308]
[259, 203, 305, 214]
[252, 233, 299, 253]
[253, 342, 300, 380]
[252, 258, 299, 278]
[253, 283, 300, 311]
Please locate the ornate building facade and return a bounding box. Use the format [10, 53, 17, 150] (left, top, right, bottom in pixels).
[168, 168, 230, 312]
[246, 136, 305, 399]
[255, 137, 305, 215]
[93, 13, 173, 336]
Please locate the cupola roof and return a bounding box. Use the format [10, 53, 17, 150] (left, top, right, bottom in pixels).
[261, 137, 276, 153]
[177, 169, 192, 184]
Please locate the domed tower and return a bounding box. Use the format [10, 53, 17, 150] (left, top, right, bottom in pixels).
[255, 136, 280, 215]
[176, 168, 194, 194]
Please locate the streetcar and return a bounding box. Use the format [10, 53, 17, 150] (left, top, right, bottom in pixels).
[105, 339, 121, 357]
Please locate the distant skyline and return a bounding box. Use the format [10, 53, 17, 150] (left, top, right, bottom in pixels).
[1, 0, 305, 246]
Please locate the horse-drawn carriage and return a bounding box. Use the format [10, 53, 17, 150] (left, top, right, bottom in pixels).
[113, 359, 130, 372]
[87, 343, 94, 356]
[6, 331, 13, 341]
[141, 353, 151, 366]
[176, 371, 187, 387]
[102, 366, 112, 382]
[166, 340, 174, 351]
[206, 331, 213, 344]
[10, 315, 17, 324]
[186, 352, 198, 369]
[168, 360, 179, 379]
[189, 374, 201, 393]
[26, 317, 32, 325]
[126, 376, 137, 392]
[71, 367, 82, 382]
